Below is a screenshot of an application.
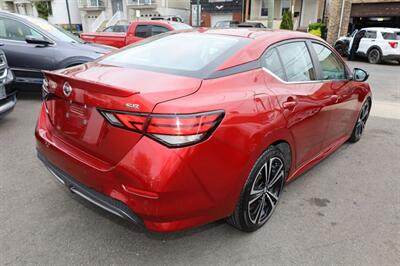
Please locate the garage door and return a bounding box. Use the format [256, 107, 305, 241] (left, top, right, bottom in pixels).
[350, 3, 400, 30]
[210, 13, 233, 28]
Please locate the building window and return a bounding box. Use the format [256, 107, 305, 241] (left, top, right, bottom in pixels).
[261, 0, 268, 17]
[281, 0, 291, 16]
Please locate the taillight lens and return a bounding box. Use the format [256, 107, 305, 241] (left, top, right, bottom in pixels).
[388, 41, 398, 49]
[100, 110, 225, 147]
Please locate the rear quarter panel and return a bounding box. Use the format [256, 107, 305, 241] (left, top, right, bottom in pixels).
[152, 69, 293, 217]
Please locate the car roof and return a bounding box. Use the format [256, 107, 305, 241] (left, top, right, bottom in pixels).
[362, 27, 400, 32]
[196, 28, 321, 70]
[203, 28, 313, 40]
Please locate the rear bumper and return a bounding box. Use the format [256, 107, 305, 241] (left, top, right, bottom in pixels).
[38, 152, 143, 226]
[35, 103, 238, 232]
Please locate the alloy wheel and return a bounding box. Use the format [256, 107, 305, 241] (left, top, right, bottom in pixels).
[355, 101, 370, 138]
[248, 157, 285, 225]
[368, 49, 380, 64]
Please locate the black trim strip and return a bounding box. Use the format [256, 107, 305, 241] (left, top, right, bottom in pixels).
[206, 60, 261, 79]
[37, 152, 144, 226]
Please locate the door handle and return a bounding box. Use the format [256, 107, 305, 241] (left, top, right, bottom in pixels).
[330, 95, 339, 103]
[282, 97, 298, 110]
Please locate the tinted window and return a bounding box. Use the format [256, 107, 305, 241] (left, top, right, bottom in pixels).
[100, 33, 249, 77]
[0, 17, 42, 41]
[312, 43, 346, 80]
[151, 25, 169, 36]
[277, 42, 316, 82]
[382, 32, 396, 40]
[103, 26, 114, 32]
[365, 31, 377, 39]
[135, 25, 149, 38]
[263, 48, 286, 80]
[214, 21, 229, 28]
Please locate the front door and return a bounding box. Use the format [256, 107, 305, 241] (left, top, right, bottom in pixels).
[309, 41, 360, 146]
[112, 0, 123, 15]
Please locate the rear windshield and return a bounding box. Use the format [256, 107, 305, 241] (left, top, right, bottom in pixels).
[382, 32, 397, 40]
[99, 32, 250, 78]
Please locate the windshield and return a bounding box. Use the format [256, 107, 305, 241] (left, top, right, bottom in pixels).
[23, 15, 83, 43]
[100, 32, 250, 78]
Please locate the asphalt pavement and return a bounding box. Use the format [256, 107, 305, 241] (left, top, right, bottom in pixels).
[0, 60, 399, 265]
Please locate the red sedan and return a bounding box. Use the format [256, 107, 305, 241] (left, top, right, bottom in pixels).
[36, 29, 372, 232]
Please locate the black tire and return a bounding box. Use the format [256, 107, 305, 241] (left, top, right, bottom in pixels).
[349, 99, 371, 143]
[227, 145, 288, 232]
[367, 48, 382, 64]
[334, 42, 347, 57]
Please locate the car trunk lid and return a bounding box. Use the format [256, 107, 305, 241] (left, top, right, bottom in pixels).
[43, 63, 202, 165]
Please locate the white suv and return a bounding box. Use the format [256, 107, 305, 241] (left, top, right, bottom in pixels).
[335, 27, 400, 64]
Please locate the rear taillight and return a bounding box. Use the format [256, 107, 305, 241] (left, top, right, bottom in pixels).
[100, 110, 225, 147]
[388, 41, 398, 49]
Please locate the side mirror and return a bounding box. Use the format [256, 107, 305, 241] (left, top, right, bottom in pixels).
[25, 35, 53, 46]
[352, 68, 369, 82]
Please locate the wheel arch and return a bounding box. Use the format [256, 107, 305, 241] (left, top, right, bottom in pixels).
[367, 45, 383, 55]
[56, 56, 94, 69]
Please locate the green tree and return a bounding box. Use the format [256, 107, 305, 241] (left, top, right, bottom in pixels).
[280, 11, 293, 30]
[35, 1, 50, 20]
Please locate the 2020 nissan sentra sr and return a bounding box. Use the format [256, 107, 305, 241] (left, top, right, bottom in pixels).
[36, 29, 372, 232]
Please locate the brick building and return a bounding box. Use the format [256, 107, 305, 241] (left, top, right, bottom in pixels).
[327, 0, 400, 44]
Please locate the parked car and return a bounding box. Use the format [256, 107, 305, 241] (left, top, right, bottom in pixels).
[0, 50, 16, 118]
[0, 11, 114, 91]
[237, 22, 266, 28]
[36, 29, 372, 233]
[151, 15, 184, 23]
[102, 24, 129, 33]
[213, 20, 240, 28]
[80, 20, 192, 48]
[335, 27, 400, 64]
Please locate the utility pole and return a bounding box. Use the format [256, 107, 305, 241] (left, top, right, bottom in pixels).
[65, 0, 73, 32]
[267, 0, 274, 28]
[244, 0, 249, 22]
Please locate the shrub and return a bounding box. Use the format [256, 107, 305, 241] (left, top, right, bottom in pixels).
[308, 22, 327, 39]
[35, 1, 50, 20]
[280, 11, 293, 30]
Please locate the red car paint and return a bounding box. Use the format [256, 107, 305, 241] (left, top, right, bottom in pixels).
[80, 20, 188, 48]
[36, 29, 371, 232]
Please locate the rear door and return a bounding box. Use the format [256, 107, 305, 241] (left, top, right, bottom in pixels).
[358, 30, 377, 55]
[262, 41, 334, 168]
[0, 15, 55, 90]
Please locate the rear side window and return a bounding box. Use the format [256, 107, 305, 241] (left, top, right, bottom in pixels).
[382, 32, 397, 40]
[312, 43, 346, 80]
[276, 42, 316, 82]
[151, 25, 169, 36]
[262, 48, 286, 81]
[135, 25, 149, 38]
